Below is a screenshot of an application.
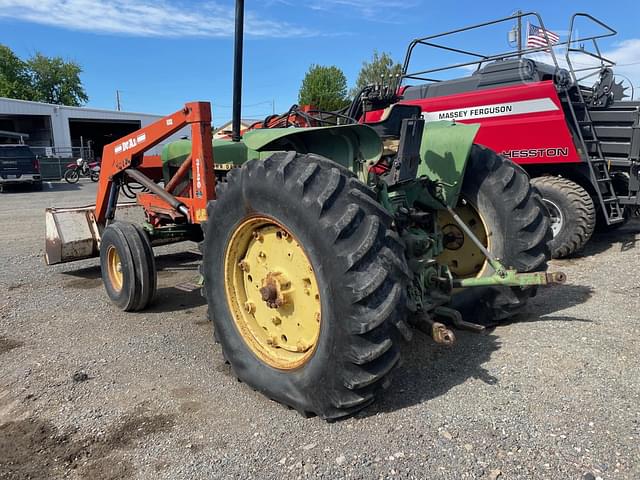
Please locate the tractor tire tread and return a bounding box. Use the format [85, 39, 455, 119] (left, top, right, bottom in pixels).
[449, 145, 552, 324]
[201, 152, 409, 420]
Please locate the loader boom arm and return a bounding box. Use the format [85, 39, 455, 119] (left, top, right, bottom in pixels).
[95, 101, 215, 226]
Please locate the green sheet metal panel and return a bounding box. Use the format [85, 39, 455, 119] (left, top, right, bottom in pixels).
[417, 121, 480, 207]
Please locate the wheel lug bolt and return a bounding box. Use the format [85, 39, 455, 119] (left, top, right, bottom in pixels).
[238, 260, 249, 272]
[271, 316, 281, 326]
[244, 301, 255, 314]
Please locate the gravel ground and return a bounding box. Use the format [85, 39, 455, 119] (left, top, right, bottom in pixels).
[0, 180, 638, 480]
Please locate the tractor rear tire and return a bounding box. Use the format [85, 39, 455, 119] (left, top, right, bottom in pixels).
[200, 152, 409, 420]
[100, 222, 157, 311]
[446, 145, 552, 325]
[531, 176, 595, 258]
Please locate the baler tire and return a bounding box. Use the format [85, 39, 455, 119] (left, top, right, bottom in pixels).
[448, 145, 552, 325]
[200, 152, 409, 420]
[531, 176, 595, 258]
[100, 222, 157, 312]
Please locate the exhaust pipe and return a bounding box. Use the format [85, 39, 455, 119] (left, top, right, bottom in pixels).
[231, 0, 244, 142]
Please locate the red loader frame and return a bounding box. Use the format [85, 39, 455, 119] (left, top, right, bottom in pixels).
[45, 102, 216, 265]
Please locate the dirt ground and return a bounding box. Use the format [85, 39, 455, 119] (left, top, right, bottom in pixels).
[0, 181, 638, 479]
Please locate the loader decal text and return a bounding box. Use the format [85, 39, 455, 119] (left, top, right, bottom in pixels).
[114, 133, 147, 154]
[195, 157, 203, 198]
[421, 98, 559, 122]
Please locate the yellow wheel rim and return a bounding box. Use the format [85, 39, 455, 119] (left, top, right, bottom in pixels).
[436, 198, 490, 279]
[224, 216, 322, 370]
[106, 245, 124, 292]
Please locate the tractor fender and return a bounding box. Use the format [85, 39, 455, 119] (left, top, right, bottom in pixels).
[418, 120, 480, 207]
[242, 124, 383, 179]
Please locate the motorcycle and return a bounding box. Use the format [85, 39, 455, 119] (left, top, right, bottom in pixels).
[64, 159, 100, 184]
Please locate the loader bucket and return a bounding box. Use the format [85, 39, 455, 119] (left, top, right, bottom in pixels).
[45, 204, 140, 265]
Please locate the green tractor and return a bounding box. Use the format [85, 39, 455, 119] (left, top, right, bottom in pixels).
[168, 113, 559, 420]
[46, 1, 563, 420]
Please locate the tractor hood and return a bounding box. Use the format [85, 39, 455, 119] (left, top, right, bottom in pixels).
[162, 124, 383, 180]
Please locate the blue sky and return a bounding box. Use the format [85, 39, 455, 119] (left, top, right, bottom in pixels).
[2, 0, 639, 125]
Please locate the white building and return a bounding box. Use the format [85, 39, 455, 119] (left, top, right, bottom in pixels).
[0, 97, 188, 159]
[213, 118, 260, 139]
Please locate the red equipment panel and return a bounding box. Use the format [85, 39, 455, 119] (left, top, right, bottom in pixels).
[366, 81, 582, 165]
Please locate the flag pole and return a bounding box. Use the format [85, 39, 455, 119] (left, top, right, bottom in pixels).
[517, 11, 523, 58]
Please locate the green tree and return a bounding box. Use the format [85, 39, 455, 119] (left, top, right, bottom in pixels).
[298, 64, 349, 111]
[0, 45, 32, 100]
[352, 50, 402, 96]
[1, 45, 88, 105]
[27, 53, 88, 106]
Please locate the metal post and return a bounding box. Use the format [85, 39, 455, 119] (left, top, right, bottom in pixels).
[516, 10, 523, 57]
[116, 90, 121, 111]
[231, 0, 244, 142]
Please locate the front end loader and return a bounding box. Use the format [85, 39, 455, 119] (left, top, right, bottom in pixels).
[45, 0, 565, 419]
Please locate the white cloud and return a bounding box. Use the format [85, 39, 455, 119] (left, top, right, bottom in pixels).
[269, 0, 420, 23]
[604, 39, 640, 93]
[0, 0, 314, 37]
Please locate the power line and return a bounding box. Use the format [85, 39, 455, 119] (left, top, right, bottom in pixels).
[212, 100, 273, 109]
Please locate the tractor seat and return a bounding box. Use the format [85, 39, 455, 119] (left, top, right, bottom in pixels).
[366, 104, 423, 138]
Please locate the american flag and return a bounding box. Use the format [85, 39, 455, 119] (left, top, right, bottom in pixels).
[526, 23, 560, 50]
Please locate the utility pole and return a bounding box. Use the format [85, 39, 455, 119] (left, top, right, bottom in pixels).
[116, 90, 122, 111]
[272, 99, 275, 115]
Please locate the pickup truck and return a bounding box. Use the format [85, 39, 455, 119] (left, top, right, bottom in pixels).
[0, 144, 42, 191]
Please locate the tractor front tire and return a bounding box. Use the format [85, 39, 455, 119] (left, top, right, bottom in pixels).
[201, 152, 409, 420]
[100, 222, 157, 311]
[444, 145, 552, 325]
[531, 176, 596, 258]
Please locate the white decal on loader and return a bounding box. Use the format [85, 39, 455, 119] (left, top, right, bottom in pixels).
[421, 98, 559, 122]
[114, 133, 147, 154]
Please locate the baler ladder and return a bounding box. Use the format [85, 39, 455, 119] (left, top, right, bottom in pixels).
[563, 87, 624, 226]
[562, 13, 624, 226]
